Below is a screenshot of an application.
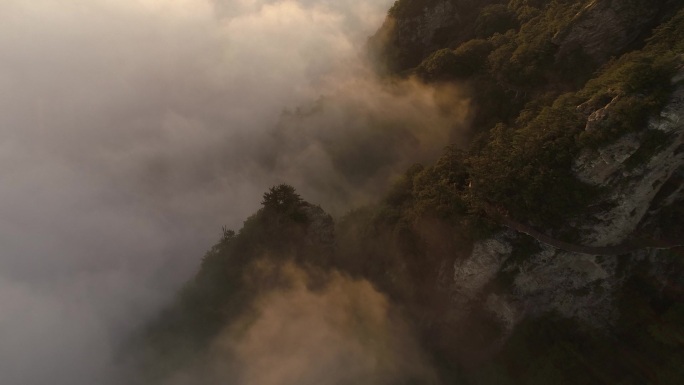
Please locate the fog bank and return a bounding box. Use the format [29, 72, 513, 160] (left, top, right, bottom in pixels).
[0, 1, 467, 384]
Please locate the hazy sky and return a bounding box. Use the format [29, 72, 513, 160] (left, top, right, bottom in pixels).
[0, 1, 465, 384]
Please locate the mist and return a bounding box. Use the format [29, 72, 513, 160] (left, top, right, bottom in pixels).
[0, 1, 467, 384]
[157, 262, 439, 385]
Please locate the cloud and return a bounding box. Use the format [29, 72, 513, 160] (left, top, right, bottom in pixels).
[265, 74, 470, 213]
[0, 1, 467, 384]
[160, 262, 440, 385]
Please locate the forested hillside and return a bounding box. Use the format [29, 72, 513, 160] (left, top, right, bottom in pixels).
[136, 1, 684, 384]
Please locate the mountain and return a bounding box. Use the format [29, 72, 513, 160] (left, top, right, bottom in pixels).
[136, 1, 684, 384]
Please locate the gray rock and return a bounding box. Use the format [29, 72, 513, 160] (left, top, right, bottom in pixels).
[573, 83, 684, 246]
[452, 232, 513, 305]
[553, 0, 661, 64]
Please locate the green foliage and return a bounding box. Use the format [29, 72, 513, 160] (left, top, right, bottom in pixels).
[486, 0, 586, 89]
[468, 99, 598, 225]
[418, 39, 494, 80]
[414, 0, 603, 131]
[261, 183, 302, 211]
[463, 6, 682, 225]
[417, 49, 460, 81]
[412, 146, 470, 220]
[508, 0, 544, 23]
[577, 58, 678, 148]
[383, 1, 683, 236]
[261, 183, 308, 222]
[454, 38, 495, 69]
[475, 4, 519, 38]
[648, 8, 684, 52]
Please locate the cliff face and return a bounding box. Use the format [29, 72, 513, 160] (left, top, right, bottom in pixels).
[439, 81, 683, 382]
[361, 0, 684, 381]
[437, 0, 684, 331]
[370, 0, 491, 72]
[455, 72, 684, 330]
[553, 0, 679, 64]
[574, 80, 684, 246]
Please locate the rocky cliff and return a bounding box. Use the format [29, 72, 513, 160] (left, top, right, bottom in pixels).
[139, 1, 684, 384]
[363, 0, 684, 381]
[553, 0, 680, 64]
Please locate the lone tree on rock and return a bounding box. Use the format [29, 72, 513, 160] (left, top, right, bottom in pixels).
[261, 184, 303, 212]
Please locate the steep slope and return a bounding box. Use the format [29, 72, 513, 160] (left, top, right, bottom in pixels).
[134, 185, 336, 383]
[137, 1, 684, 384]
[360, 0, 684, 382]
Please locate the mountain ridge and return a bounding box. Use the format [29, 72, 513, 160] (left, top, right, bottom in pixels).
[136, 1, 684, 383]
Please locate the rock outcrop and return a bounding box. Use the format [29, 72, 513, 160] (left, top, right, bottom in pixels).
[574, 80, 684, 246]
[553, 0, 674, 65]
[370, 0, 480, 72]
[452, 232, 513, 305]
[452, 75, 684, 331]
